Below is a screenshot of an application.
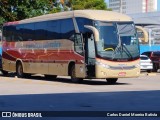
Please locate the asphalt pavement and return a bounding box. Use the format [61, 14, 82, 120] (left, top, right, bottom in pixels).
[0, 72, 160, 120]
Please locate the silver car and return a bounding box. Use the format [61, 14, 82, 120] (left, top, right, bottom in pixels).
[140, 55, 153, 72]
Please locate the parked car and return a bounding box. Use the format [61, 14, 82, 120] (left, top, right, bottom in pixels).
[141, 51, 160, 72]
[140, 55, 153, 72]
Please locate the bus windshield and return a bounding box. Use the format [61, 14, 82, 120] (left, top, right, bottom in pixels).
[94, 21, 139, 61]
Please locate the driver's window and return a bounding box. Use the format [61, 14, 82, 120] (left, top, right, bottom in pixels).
[74, 34, 83, 56]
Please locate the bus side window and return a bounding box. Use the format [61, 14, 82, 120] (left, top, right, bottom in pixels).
[3, 26, 14, 42]
[74, 34, 83, 56]
[61, 18, 75, 39]
[15, 25, 24, 41]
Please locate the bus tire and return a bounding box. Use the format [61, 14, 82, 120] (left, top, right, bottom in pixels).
[45, 75, 57, 80]
[1, 70, 8, 76]
[106, 78, 118, 84]
[16, 62, 24, 78]
[70, 65, 83, 83]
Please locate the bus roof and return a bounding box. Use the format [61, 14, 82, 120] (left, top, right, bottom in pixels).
[5, 10, 132, 25]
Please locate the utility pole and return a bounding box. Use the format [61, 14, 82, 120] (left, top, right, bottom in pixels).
[119, 0, 122, 13]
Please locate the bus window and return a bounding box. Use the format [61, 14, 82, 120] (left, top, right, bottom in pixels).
[3, 26, 16, 41]
[47, 20, 61, 40]
[23, 23, 35, 41]
[35, 22, 47, 40]
[61, 18, 75, 40]
[74, 34, 83, 55]
[76, 18, 93, 33]
[15, 25, 23, 41]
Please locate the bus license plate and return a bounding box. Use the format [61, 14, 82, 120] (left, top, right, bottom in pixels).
[118, 72, 126, 76]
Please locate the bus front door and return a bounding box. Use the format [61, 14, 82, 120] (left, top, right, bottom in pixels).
[74, 34, 86, 78]
[85, 33, 96, 77]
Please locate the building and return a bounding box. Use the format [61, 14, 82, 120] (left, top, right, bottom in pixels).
[129, 12, 160, 26]
[109, 0, 157, 14]
[129, 12, 160, 54]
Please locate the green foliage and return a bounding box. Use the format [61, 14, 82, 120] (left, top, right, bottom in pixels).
[70, 0, 107, 10]
[0, 17, 6, 29]
[59, 0, 108, 11]
[0, 0, 54, 21]
[0, 0, 110, 28]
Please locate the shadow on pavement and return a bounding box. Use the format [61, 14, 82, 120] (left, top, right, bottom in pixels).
[0, 91, 160, 120]
[0, 73, 130, 86]
[0, 90, 160, 111]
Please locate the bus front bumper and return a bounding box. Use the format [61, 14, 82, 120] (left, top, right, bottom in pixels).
[95, 61, 140, 79]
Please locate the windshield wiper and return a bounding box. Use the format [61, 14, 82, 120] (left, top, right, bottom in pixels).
[112, 43, 133, 60]
[112, 44, 122, 59]
[121, 43, 133, 60]
[112, 23, 133, 60]
[112, 38, 133, 60]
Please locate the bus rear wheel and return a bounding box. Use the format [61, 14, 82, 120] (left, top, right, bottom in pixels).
[106, 78, 118, 84]
[70, 65, 83, 83]
[16, 62, 24, 78]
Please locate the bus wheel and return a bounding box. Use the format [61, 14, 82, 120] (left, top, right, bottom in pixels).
[16, 62, 24, 78]
[70, 65, 83, 83]
[106, 78, 118, 84]
[1, 70, 8, 76]
[45, 75, 57, 80]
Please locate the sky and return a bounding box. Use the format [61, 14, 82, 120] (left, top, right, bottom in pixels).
[105, 0, 160, 11]
[105, 0, 109, 5]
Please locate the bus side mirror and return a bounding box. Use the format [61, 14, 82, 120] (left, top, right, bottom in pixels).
[84, 25, 99, 42]
[136, 26, 148, 43]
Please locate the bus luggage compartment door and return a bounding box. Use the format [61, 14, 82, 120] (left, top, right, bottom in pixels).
[75, 63, 86, 78]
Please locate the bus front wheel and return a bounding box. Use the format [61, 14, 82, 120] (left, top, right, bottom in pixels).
[70, 65, 83, 83]
[106, 78, 118, 84]
[16, 62, 24, 78]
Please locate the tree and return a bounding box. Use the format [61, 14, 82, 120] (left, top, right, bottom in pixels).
[0, 0, 54, 21]
[0, 0, 110, 28]
[0, 0, 56, 28]
[64, 0, 108, 10]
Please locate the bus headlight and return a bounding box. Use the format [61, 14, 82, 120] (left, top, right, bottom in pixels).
[135, 64, 140, 68]
[96, 62, 110, 69]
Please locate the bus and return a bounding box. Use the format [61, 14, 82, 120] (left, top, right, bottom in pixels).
[136, 25, 160, 54]
[1, 10, 140, 83]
